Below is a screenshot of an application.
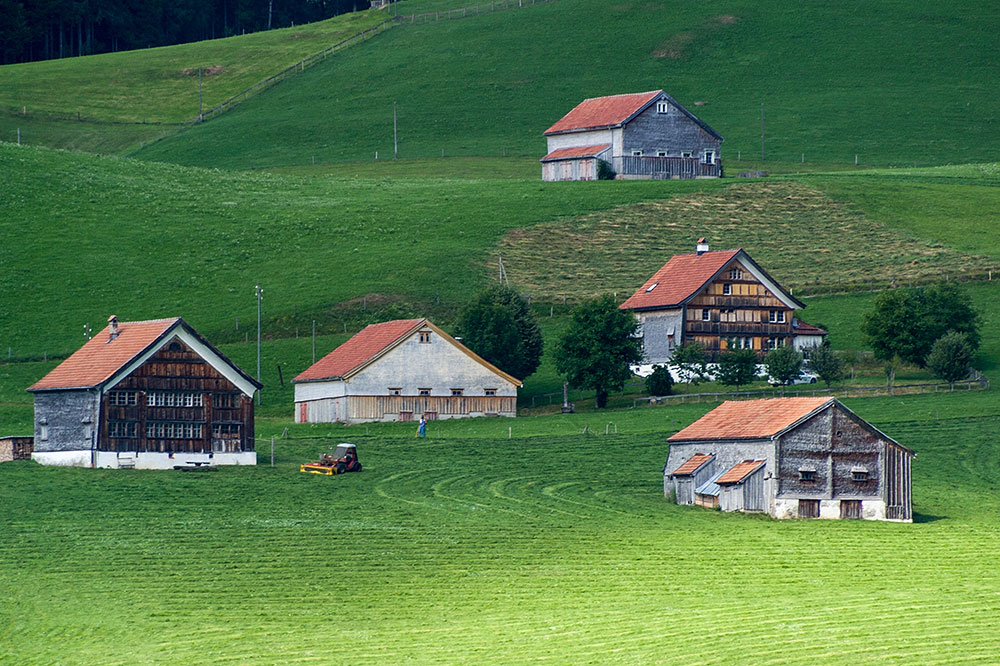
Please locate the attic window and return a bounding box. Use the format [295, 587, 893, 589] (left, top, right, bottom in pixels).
[632, 150, 643, 157]
[388, 388, 401, 396]
[645, 282, 659, 293]
[484, 389, 497, 396]
[656, 101, 669, 114]
[419, 331, 431, 343]
[656, 151, 667, 157]
[799, 468, 816, 482]
[451, 389, 464, 396]
[728, 269, 743, 280]
[168, 341, 184, 352]
[681, 151, 693, 158]
[722, 284, 732, 296]
[418, 388, 431, 396]
[851, 468, 870, 482]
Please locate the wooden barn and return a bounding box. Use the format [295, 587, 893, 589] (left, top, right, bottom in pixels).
[27, 316, 261, 469]
[620, 239, 826, 363]
[541, 90, 723, 181]
[665, 397, 914, 521]
[293, 318, 521, 424]
[0, 436, 33, 463]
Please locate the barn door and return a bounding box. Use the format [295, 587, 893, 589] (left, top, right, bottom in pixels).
[840, 500, 862, 519]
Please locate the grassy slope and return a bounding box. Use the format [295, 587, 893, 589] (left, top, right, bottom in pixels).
[0, 11, 384, 124]
[0, 11, 385, 154]
[3, 390, 1000, 664]
[138, 0, 1000, 168]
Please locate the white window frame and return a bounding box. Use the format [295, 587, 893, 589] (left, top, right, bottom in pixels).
[722, 284, 732, 296]
[701, 309, 710, 321]
[656, 151, 667, 157]
[632, 150, 643, 157]
[704, 150, 716, 164]
[656, 101, 669, 114]
[681, 151, 693, 158]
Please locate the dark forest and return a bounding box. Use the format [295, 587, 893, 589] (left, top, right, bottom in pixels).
[0, 0, 374, 64]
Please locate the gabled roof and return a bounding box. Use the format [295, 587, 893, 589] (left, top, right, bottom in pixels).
[540, 144, 611, 162]
[27, 317, 261, 394]
[293, 319, 522, 386]
[716, 460, 766, 485]
[672, 452, 715, 476]
[793, 319, 828, 336]
[543, 90, 723, 140]
[668, 397, 835, 442]
[619, 247, 806, 311]
[544, 91, 660, 135]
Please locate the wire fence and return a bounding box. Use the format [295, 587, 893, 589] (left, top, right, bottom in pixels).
[401, 0, 559, 24]
[632, 376, 990, 408]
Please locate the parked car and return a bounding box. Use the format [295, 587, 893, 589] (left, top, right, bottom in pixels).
[770, 371, 819, 386]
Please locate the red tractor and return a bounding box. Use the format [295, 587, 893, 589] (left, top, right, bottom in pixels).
[300, 443, 362, 475]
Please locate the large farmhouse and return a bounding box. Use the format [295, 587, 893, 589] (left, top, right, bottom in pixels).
[541, 90, 723, 181]
[620, 239, 826, 363]
[665, 397, 914, 521]
[27, 316, 261, 469]
[293, 318, 520, 424]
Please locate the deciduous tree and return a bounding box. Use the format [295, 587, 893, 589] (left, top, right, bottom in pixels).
[456, 285, 543, 381]
[926, 331, 974, 389]
[715, 348, 758, 390]
[764, 345, 803, 385]
[555, 295, 642, 408]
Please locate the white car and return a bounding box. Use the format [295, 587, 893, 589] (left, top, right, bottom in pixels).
[770, 371, 819, 386]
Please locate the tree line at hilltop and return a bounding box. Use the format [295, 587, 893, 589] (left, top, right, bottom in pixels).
[0, 0, 374, 65]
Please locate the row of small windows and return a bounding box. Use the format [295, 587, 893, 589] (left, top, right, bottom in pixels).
[798, 469, 870, 482]
[700, 309, 787, 323]
[108, 391, 240, 408]
[389, 388, 497, 396]
[630, 149, 715, 163]
[109, 421, 241, 439]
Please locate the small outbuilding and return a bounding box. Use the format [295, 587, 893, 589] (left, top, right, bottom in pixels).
[27, 316, 261, 469]
[665, 397, 914, 521]
[293, 318, 521, 424]
[0, 436, 33, 463]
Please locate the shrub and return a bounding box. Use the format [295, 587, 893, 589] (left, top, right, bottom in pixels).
[645, 365, 674, 397]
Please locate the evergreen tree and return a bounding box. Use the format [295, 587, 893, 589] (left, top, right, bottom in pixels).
[456, 285, 542, 381]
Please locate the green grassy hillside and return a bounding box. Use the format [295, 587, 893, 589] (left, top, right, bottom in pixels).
[3, 390, 1000, 664]
[0, 11, 385, 153]
[138, 0, 1000, 168]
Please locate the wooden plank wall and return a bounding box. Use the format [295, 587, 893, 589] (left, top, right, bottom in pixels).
[347, 395, 515, 420]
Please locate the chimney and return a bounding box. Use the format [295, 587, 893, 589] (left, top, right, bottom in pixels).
[696, 238, 709, 255]
[108, 315, 120, 342]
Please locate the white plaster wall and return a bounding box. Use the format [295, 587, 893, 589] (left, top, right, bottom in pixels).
[32, 450, 92, 467]
[95, 451, 256, 469]
[295, 381, 347, 403]
[794, 335, 825, 352]
[546, 129, 614, 152]
[772, 498, 895, 521]
[346, 332, 518, 397]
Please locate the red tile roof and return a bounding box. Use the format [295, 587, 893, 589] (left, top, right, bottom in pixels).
[28, 318, 180, 391]
[669, 397, 834, 442]
[620, 249, 741, 310]
[794, 319, 828, 335]
[544, 91, 661, 135]
[540, 144, 612, 162]
[672, 453, 715, 476]
[293, 319, 424, 382]
[717, 460, 766, 485]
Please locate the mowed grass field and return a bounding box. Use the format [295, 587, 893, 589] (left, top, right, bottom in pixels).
[2, 390, 1000, 664]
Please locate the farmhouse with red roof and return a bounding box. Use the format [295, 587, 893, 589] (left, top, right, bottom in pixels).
[27, 316, 261, 469]
[665, 397, 914, 521]
[541, 90, 722, 181]
[293, 319, 521, 424]
[621, 239, 826, 363]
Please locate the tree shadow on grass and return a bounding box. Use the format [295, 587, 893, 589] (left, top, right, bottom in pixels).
[913, 512, 945, 523]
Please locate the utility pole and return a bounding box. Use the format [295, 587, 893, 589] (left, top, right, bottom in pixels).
[393, 101, 398, 159]
[312, 319, 316, 364]
[760, 102, 765, 161]
[198, 67, 203, 119]
[255, 284, 263, 406]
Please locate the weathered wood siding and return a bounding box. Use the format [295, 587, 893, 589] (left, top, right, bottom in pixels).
[0, 436, 34, 462]
[99, 341, 254, 454]
[684, 261, 793, 356]
[883, 443, 912, 521]
[541, 157, 600, 182]
[778, 404, 883, 501]
[621, 96, 720, 162]
[615, 156, 720, 179]
[347, 395, 515, 421]
[719, 465, 765, 512]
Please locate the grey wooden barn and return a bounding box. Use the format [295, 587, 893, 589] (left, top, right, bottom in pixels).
[542, 90, 723, 181]
[665, 397, 914, 521]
